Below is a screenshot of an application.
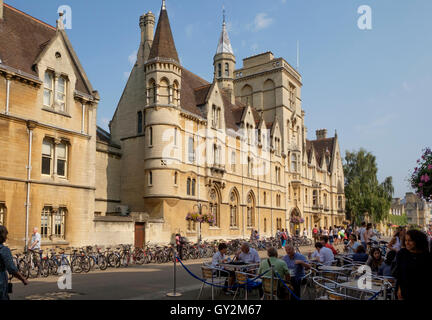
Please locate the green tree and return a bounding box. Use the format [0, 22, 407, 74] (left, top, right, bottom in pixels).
[343, 149, 394, 225]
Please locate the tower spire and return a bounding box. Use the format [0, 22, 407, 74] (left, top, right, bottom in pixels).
[162, 0, 166, 10]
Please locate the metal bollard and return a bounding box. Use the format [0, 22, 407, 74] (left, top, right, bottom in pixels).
[166, 247, 182, 297]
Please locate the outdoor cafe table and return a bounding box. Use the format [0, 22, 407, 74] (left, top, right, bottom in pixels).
[219, 263, 260, 272]
[318, 266, 345, 272]
[338, 280, 384, 300]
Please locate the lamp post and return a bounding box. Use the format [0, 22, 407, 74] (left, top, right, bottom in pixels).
[193, 203, 208, 244]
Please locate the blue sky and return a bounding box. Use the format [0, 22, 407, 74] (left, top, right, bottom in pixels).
[6, 0, 432, 198]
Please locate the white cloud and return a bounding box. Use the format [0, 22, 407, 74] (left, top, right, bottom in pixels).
[355, 113, 399, 134]
[254, 13, 273, 31]
[402, 81, 411, 92]
[281, 0, 287, 3]
[251, 43, 259, 52]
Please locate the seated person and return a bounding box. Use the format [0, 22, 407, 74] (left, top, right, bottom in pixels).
[345, 234, 360, 254]
[235, 242, 260, 265]
[378, 250, 396, 277]
[310, 242, 334, 266]
[352, 245, 369, 263]
[321, 235, 339, 255]
[366, 248, 384, 273]
[258, 247, 291, 300]
[211, 243, 234, 294]
[283, 245, 311, 298]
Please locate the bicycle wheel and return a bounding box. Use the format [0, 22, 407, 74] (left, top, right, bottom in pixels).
[81, 257, 91, 273]
[120, 253, 130, 267]
[71, 258, 82, 274]
[18, 259, 30, 279]
[29, 260, 40, 278]
[134, 252, 145, 265]
[98, 255, 108, 271]
[49, 259, 58, 276]
[40, 260, 50, 277]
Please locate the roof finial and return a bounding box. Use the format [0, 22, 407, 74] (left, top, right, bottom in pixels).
[162, 0, 166, 10]
[223, 6, 226, 26]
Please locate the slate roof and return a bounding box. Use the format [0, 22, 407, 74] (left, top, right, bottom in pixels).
[0, 3, 92, 95]
[148, 7, 179, 63]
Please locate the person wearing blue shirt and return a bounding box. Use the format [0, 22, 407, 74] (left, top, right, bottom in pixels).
[282, 245, 310, 298]
[352, 245, 369, 263]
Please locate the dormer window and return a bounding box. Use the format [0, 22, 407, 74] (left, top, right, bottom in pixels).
[43, 72, 54, 107]
[43, 70, 67, 112]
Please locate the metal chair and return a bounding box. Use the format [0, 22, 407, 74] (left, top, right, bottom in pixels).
[312, 276, 341, 300]
[327, 289, 361, 300]
[233, 271, 262, 300]
[197, 265, 230, 300]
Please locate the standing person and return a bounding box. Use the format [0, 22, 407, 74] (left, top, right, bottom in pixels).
[334, 225, 339, 245]
[329, 227, 334, 245]
[281, 229, 287, 248]
[392, 230, 432, 300]
[359, 222, 367, 249]
[175, 233, 184, 260]
[0, 226, 29, 300]
[322, 227, 329, 237]
[28, 227, 41, 251]
[283, 245, 311, 298]
[364, 223, 373, 250]
[302, 228, 308, 238]
[312, 225, 319, 244]
[388, 227, 403, 252]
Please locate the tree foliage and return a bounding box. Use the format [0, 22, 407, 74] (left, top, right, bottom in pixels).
[343, 149, 394, 225]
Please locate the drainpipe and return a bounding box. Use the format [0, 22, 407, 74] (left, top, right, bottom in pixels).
[25, 121, 37, 251]
[5, 76, 11, 115]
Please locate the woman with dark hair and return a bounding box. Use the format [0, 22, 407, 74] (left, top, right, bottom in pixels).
[392, 229, 432, 300]
[388, 227, 403, 252]
[0, 226, 29, 300]
[366, 248, 384, 273]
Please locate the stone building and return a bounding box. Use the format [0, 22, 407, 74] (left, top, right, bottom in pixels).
[405, 193, 431, 230]
[0, 0, 346, 248]
[0, 2, 113, 248]
[105, 1, 346, 246]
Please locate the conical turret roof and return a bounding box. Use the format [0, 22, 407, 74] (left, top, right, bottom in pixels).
[216, 19, 234, 55]
[148, 3, 179, 63]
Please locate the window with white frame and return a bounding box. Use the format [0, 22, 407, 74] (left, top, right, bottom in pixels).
[43, 72, 54, 107]
[231, 151, 236, 172]
[41, 206, 66, 240]
[56, 142, 67, 178]
[188, 137, 195, 163]
[56, 76, 66, 112]
[42, 139, 53, 175]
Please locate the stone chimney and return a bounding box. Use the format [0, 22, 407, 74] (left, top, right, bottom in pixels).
[138, 11, 155, 65]
[1, 0, 4, 20]
[316, 129, 328, 140]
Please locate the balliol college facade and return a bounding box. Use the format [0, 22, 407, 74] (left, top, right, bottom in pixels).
[0, 1, 346, 248]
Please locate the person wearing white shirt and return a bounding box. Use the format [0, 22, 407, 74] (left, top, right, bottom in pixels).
[212, 243, 229, 267]
[310, 242, 334, 266]
[29, 227, 41, 251]
[235, 243, 260, 264]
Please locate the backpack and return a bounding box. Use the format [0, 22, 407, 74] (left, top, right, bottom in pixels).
[282, 233, 288, 240]
[179, 236, 186, 245]
[313, 228, 318, 234]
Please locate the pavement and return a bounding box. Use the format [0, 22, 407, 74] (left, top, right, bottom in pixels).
[10, 242, 347, 300]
